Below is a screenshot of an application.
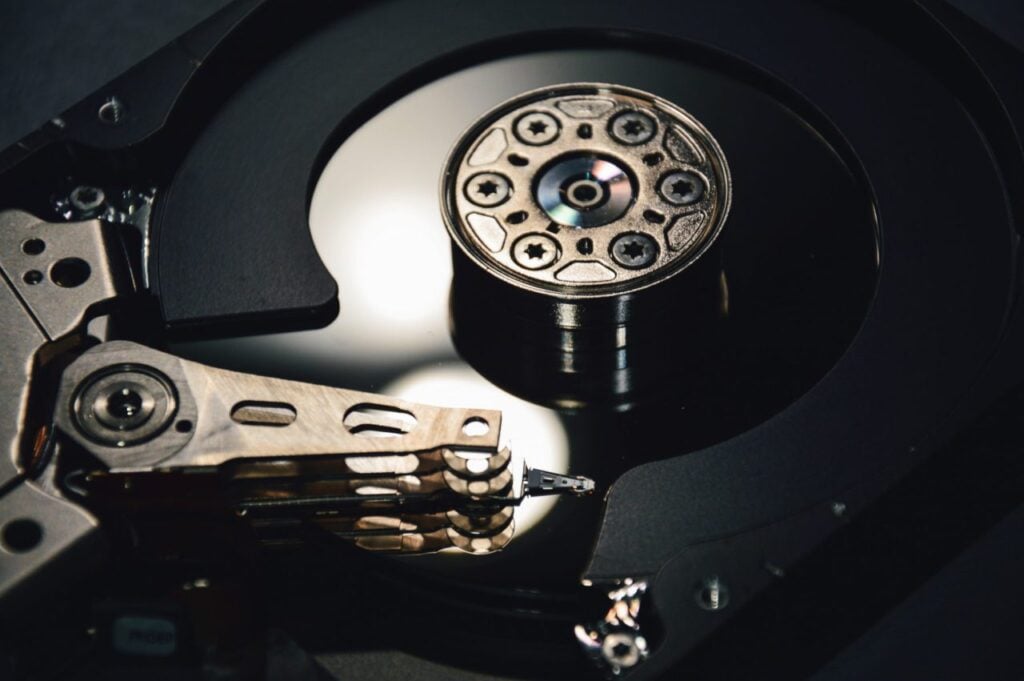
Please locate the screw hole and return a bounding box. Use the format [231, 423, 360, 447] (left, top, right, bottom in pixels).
[50, 258, 91, 288]
[462, 417, 489, 437]
[23, 270, 43, 285]
[695, 576, 730, 611]
[2, 518, 43, 553]
[175, 420, 193, 433]
[577, 238, 594, 255]
[577, 123, 592, 139]
[571, 184, 598, 203]
[97, 97, 126, 125]
[21, 239, 45, 255]
[466, 458, 490, 474]
[508, 154, 529, 167]
[506, 211, 528, 225]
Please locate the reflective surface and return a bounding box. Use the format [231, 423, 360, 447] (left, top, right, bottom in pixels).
[442, 83, 731, 297]
[536, 153, 634, 228]
[172, 48, 877, 607]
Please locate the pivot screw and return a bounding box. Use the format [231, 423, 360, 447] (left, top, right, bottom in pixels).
[513, 111, 560, 145]
[464, 172, 512, 207]
[609, 110, 656, 145]
[658, 170, 704, 205]
[610, 233, 658, 269]
[74, 366, 178, 447]
[512, 233, 560, 270]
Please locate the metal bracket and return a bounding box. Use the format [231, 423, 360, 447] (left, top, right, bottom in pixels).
[0, 209, 135, 605]
[55, 341, 504, 472]
[53, 341, 592, 556]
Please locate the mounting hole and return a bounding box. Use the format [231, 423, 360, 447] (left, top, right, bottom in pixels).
[462, 417, 490, 437]
[2, 518, 43, 553]
[23, 270, 43, 285]
[507, 154, 529, 167]
[21, 239, 45, 255]
[50, 258, 91, 288]
[577, 123, 593, 139]
[175, 420, 193, 433]
[97, 97, 126, 125]
[577, 238, 594, 255]
[466, 458, 490, 475]
[506, 211, 529, 225]
[694, 576, 730, 611]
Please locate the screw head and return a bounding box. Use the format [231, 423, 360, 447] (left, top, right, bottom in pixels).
[601, 632, 644, 669]
[69, 186, 105, 213]
[512, 233, 560, 270]
[610, 233, 658, 269]
[464, 172, 512, 207]
[609, 110, 657, 145]
[658, 171, 705, 205]
[513, 111, 560, 145]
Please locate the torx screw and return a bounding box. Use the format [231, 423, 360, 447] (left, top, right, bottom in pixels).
[610, 233, 658, 269]
[511, 233, 560, 270]
[601, 632, 644, 669]
[69, 185, 105, 213]
[464, 172, 512, 207]
[609, 110, 657, 145]
[658, 170, 705, 205]
[513, 111, 560, 145]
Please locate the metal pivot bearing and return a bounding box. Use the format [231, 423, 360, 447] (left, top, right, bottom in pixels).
[72, 364, 178, 447]
[442, 83, 731, 297]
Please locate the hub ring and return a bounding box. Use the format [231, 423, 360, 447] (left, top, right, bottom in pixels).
[442, 83, 732, 296]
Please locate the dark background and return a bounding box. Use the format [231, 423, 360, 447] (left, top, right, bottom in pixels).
[1, 0, 1023, 148]
[1, 2, 1023, 679]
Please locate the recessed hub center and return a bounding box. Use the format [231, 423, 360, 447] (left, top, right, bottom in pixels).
[538, 154, 634, 227]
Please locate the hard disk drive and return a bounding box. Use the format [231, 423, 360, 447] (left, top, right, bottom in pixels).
[2, 1, 1024, 679]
